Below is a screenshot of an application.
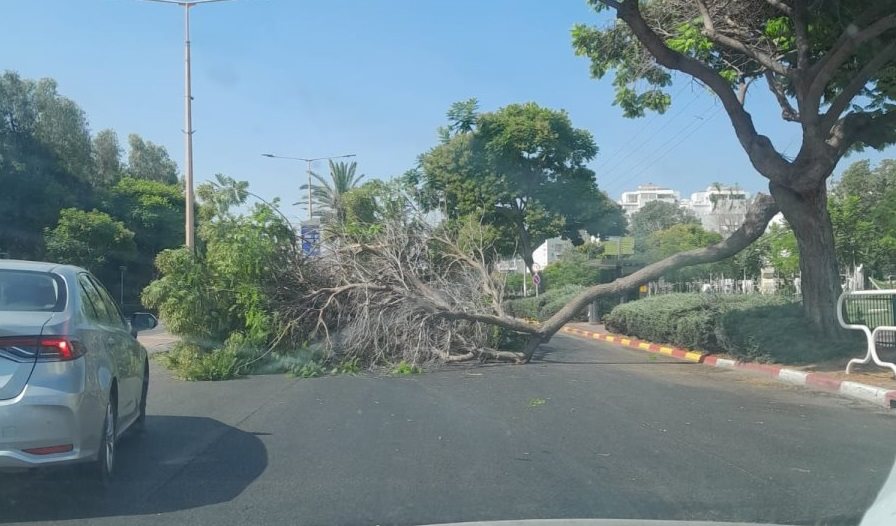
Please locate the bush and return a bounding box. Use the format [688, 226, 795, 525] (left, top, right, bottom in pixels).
[392, 360, 421, 375]
[504, 285, 588, 321]
[604, 293, 862, 364]
[159, 341, 243, 381]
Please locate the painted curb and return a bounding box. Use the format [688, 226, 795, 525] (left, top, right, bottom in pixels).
[560, 325, 896, 410]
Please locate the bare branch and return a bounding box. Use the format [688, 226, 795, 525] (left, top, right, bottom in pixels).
[809, 12, 896, 101]
[763, 0, 792, 15]
[534, 194, 779, 339]
[736, 79, 751, 105]
[693, 0, 791, 77]
[829, 110, 896, 155]
[764, 71, 800, 121]
[607, 0, 793, 184]
[822, 41, 896, 129]
[790, 0, 810, 70]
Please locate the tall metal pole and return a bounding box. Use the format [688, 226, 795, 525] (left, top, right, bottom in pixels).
[307, 159, 313, 219]
[183, 3, 195, 249]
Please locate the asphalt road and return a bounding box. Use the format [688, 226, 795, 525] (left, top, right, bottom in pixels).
[2, 334, 896, 526]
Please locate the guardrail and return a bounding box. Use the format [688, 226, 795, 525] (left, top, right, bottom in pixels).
[837, 289, 896, 377]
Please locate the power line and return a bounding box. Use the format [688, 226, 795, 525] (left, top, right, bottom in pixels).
[612, 109, 712, 181]
[597, 88, 703, 177]
[600, 101, 719, 194]
[595, 82, 689, 172]
[621, 106, 722, 186]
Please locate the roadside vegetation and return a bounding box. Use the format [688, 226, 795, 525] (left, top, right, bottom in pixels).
[4, 2, 895, 380]
[604, 294, 863, 364]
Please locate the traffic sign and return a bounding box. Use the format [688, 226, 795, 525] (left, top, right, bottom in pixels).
[301, 220, 321, 257]
[532, 273, 541, 286]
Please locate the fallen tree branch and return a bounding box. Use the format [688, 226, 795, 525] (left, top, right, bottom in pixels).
[283, 194, 778, 367]
[525, 193, 780, 359]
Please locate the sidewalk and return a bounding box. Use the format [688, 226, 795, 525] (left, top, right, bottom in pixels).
[138, 325, 179, 354]
[563, 322, 896, 409]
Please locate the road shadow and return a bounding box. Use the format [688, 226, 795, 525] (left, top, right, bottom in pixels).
[0, 415, 267, 523]
[535, 359, 698, 365]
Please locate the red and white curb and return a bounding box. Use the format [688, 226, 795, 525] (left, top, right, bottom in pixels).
[560, 326, 896, 410]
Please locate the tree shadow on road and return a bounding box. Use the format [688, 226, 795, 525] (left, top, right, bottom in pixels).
[528, 337, 697, 366]
[0, 415, 267, 522]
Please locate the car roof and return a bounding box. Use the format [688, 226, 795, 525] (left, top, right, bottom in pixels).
[0, 259, 86, 274]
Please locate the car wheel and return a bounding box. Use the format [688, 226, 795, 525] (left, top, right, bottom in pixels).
[94, 396, 116, 484]
[133, 361, 149, 433]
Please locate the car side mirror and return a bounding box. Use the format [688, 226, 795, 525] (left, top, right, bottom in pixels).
[130, 312, 158, 333]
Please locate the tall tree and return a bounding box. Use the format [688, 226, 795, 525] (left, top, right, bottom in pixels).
[417, 101, 626, 272]
[628, 200, 699, 244]
[0, 71, 94, 258]
[440, 97, 480, 139]
[92, 129, 123, 185]
[829, 158, 896, 276]
[573, 0, 896, 336]
[105, 177, 185, 306]
[643, 222, 723, 281]
[44, 208, 137, 290]
[300, 160, 365, 222]
[127, 134, 179, 184]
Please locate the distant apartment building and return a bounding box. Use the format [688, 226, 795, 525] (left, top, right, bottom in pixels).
[618, 183, 752, 236]
[686, 185, 751, 236]
[618, 184, 681, 215]
[532, 237, 574, 269]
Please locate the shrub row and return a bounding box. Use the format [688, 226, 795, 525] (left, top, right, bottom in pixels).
[504, 285, 587, 321]
[604, 293, 862, 364]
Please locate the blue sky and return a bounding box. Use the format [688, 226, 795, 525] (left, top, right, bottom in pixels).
[2, 0, 892, 223]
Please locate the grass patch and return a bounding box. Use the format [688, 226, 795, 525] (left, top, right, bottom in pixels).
[391, 360, 421, 376]
[158, 341, 243, 381]
[528, 397, 547, 407]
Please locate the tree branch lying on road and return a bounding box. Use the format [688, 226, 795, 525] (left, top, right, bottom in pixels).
[290, 194, 779, 365]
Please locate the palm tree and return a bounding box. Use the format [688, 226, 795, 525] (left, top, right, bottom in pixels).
[299, 160, 365, 223]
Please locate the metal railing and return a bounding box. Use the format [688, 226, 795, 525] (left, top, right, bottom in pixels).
[837, 289, 896, 377]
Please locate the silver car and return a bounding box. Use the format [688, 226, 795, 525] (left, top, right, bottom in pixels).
[0, 260, 157, 482]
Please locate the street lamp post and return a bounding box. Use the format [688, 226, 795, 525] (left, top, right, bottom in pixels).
[142, 0, 234, 250]
[261, 153, 356, 220]
[119, 266, 127, 308]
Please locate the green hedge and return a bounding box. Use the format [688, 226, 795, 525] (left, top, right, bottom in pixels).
[504, 285, 587, 321]
[604, 293, 862, 364]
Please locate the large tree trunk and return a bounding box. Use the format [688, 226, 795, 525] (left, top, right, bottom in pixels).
[769, 183, 843, 338]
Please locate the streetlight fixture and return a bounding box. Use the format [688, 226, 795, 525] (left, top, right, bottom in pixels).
[142, 0, 235, 250]
[261, 153, 356, 219]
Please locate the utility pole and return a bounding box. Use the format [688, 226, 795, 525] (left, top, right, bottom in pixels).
[142, 0, 234, 249]
[306, 159, 313, 218]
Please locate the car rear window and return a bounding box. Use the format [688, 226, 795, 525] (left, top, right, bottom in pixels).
[0, 270, 66, 312]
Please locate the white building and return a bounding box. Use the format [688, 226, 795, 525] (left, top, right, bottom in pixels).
[619, 184, 681, 215]
[686, 185, 751, 236]
[532, 237, 574, 269]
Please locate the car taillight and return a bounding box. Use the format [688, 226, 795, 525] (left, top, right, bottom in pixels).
[37, 337, 86, 361]
[0, 336, 85, 362]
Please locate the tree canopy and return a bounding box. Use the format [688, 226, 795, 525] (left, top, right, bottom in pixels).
[0, 70, 185, 308]
[300, 160, 365, 223]
[415, 100, 625, 271]
[572, 0, 896, 335]
[44, 208, 137, 283]
[126, 133, 179, 184]
[0, 71, 95, 257]
[628, 200, 700, 243]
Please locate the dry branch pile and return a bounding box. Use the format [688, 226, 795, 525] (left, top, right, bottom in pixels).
[278, 217, 525, 365]
[271, 194, 779, 367]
